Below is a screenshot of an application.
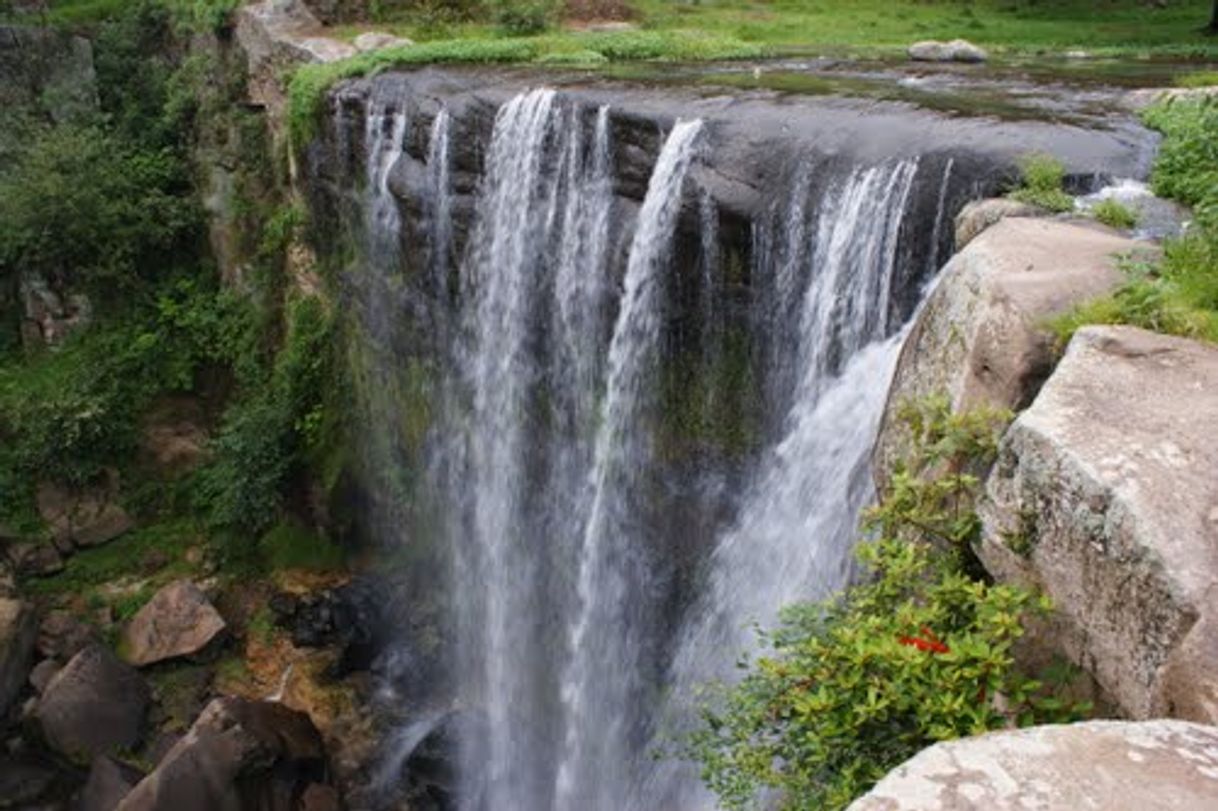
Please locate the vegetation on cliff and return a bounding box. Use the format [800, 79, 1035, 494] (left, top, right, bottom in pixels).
[688, 398, 1090, 810]
[1054, 97, 1218, 344]
[0, 0, 344, 584]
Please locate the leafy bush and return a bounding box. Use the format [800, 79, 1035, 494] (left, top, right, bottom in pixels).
[1007, 153, 1074, 213]
[0, 279, 255, 511]
[195, 295, 336, 536]
[0, 125, 200, 297]
[491, 0, 556, 35]
[1090, 198, 1138, 230]
[688, 398, 1087, 811]
[1142, 98, 1218, 232]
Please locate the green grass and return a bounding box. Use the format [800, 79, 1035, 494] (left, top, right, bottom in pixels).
[288, 29, 761, 142]
[1091, 198, 1139, 230]
[22, 517, 199, 597]
[1054, 97, 1218, 346]
[1007, 152, 1076, 213]
[1177, 70, 1218, 87]
[630, 0, 1218, 56]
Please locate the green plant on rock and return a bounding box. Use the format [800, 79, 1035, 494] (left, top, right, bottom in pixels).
[195, 294, 337, 537]
[1007, 153, 1074, 214]
[1053, 99, 1218, 347]
[688, 397, 1086, 811]
[1091, 198, 1138, 230]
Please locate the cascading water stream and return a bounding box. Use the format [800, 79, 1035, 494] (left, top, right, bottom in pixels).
[554, 119, 704, 811]
[341, 82, 957, 811]
[635, 158, 923, 809]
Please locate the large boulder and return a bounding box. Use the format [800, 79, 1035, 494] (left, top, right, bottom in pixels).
[874, 218, 1143, 489]
[0, 596, 37, 716]
[79, 755, 144, 811]
[36, 479, 133, 550]
[848, 720, 1218, 810]
[979, 326, 1218, 722]
[120, 580, 227, 667]
[30, 644, 150, 763]
[116, 696, 330, 811]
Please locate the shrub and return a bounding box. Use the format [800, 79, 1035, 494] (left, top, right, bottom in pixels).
[688, 398, 1087, 811]
[1091, 198, 1138, 230]
[1142, 98, 1218, 232]
[1007, 153, 1074, 213]
[195, 295, 336, 536]
[0, 278, 255, 510]
[0, 124, 200, 297]
[491, 0, 556, 35]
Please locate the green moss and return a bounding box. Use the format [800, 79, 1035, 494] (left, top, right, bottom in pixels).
[260, 519, 345, 572]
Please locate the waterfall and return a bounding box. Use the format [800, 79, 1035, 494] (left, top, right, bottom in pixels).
[339, 82, 955, 811]
[427, 109, 453, 300]
[458, 88, 561, 811]
[365, 101, 407, 265]
[554, 119, 704, 811]
[635, 159, 922, 809]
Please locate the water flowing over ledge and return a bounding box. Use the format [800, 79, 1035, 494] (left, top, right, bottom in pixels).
[301, 68, 1157, 811]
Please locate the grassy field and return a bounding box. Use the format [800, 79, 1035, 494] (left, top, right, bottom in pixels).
[18, 0, 1218, 59]
[318, 0, 1218, 58]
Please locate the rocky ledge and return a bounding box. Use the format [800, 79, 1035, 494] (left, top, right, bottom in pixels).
[849, 720, 1218, 810]
[980, 325, 1218, 723]
[873, 216, 1148, 488]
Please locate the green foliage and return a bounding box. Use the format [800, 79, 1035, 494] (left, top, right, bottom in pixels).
[0, 125, 200, 296]
[490, 0, 556, 35]
[287, 30, 760, 144]
[1054, 99, 1218, 346]
[1142, 98, 1218, 233]
[195, 295, 336, 536]
[260, 519, 345, 571]
[688, 398, 1087, 811]
[1007, 153, 1074, 214]
[1050, 241, 1218, 345]
[1175, 70, 1218, 88]
[1090, 198, 1138, 230]
[0, 279, 257, 519]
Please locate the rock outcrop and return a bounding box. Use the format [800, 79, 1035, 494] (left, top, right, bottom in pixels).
[979, 326, 1218, 722]
[235, 0, 355, 122]
[36, 478, 134, 551]
[874, 218, 1145, 488]
[79, 755, 144, 811]
[116, 696, 331, 811]
[954, 198, 1043, 249]
[848, 720, 1218, 810]
[0, 596, 36, 715]
[908, 39, 988, 63]
[120, 580, 227, 667]
[30, 644, 150, 763]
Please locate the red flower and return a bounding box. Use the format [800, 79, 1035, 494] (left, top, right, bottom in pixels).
[898, 626, 949, 655]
